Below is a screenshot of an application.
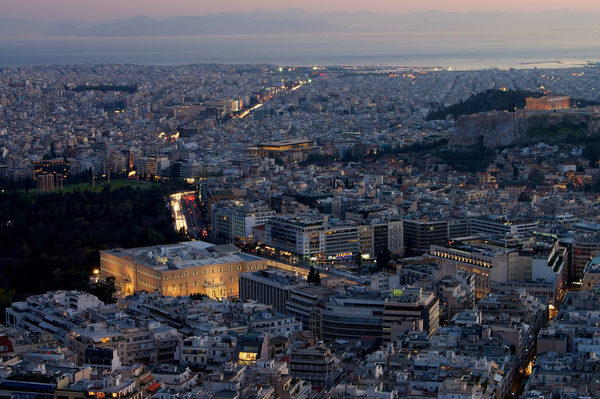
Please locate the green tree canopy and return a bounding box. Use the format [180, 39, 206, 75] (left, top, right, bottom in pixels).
[518, 192, 532, 202]
[376, 248, 391, 271]
[307, 266, 321, 285]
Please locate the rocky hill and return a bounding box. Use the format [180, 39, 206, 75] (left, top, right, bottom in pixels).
[449, 109, 600, 148]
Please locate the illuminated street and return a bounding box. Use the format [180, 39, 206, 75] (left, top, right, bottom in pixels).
[170, 191, 198, 237]
[235, 103, 264, 119]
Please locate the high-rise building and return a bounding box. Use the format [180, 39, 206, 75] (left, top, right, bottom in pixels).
[572, 237, 600, 282]
[266, 212, 391, 262]
[403, 219, 468, 254]
[581, 251, 600, 290]
[324, 222, 358, 262]
[320, 290, 385, 342]
[211, 200, 275, 243]
[289, 343, 345, 391]
[358, 224, 374, 259]
[266, 212, 327, 260]
[469, 217, 538, 237]
[239, 268, 307, 313]
[383, 286, 440, 343]
[430, 240, 515, 298]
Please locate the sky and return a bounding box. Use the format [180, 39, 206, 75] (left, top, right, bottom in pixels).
[1, 0, 600, 21]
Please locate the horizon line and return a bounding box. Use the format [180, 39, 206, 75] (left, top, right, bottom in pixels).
[3, 7, 597, 23]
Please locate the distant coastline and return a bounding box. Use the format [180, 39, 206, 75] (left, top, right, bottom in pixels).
[520, 61, 563, 65]
[0, 30, 597, 70]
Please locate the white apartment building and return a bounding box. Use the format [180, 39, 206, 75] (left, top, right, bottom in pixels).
[266, 212, 327, 259]
[212, 200, 275, 243]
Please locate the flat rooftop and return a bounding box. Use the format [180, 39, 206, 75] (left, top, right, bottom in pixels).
[102, 242, 262, 271]
[257, 139, 313, 147]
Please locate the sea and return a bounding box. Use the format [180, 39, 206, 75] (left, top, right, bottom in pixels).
[1, 29, 600, 70]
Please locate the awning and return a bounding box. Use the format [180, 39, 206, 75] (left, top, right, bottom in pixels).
[146, 383, 161, 393]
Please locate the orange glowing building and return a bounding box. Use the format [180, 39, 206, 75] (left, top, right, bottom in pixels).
[525, 96, 570, 111]
[100, 241, 268, 299]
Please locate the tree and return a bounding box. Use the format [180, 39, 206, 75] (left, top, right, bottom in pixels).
[307, 266, 321, 285]
[93, 276, 117, 304]
[306, 153, 324, 164]
[0, 181, 188, 301]
[355, 251, 363, 268]
[527, 169, 544, 188]
[274, 157, 284, 166]
[405, 236, 415, 258]
[376, 248, 391, 271]
[518, 192, 532, 202]
[0, 289, 15, 320]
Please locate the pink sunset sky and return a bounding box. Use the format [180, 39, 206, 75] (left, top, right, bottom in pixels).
[1, 0, 600, 21]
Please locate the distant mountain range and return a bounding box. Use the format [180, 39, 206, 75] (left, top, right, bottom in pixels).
[0, 8, 599, 37]
[44, 14, 353, 37]
[211, 8, 600, 31]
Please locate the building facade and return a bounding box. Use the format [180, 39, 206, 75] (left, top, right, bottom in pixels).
[100, 241, 267, 299]
[525, 96, 570, 110]
[383, 286, 440, 343]
[211, 200, 275, 243]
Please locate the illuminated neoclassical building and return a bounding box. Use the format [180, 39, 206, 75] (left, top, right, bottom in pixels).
[525, 95, 570, 111]
[100, 241, 267, 299]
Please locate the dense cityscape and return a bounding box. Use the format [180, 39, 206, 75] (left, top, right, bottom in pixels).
[2, 61, 600, 399]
